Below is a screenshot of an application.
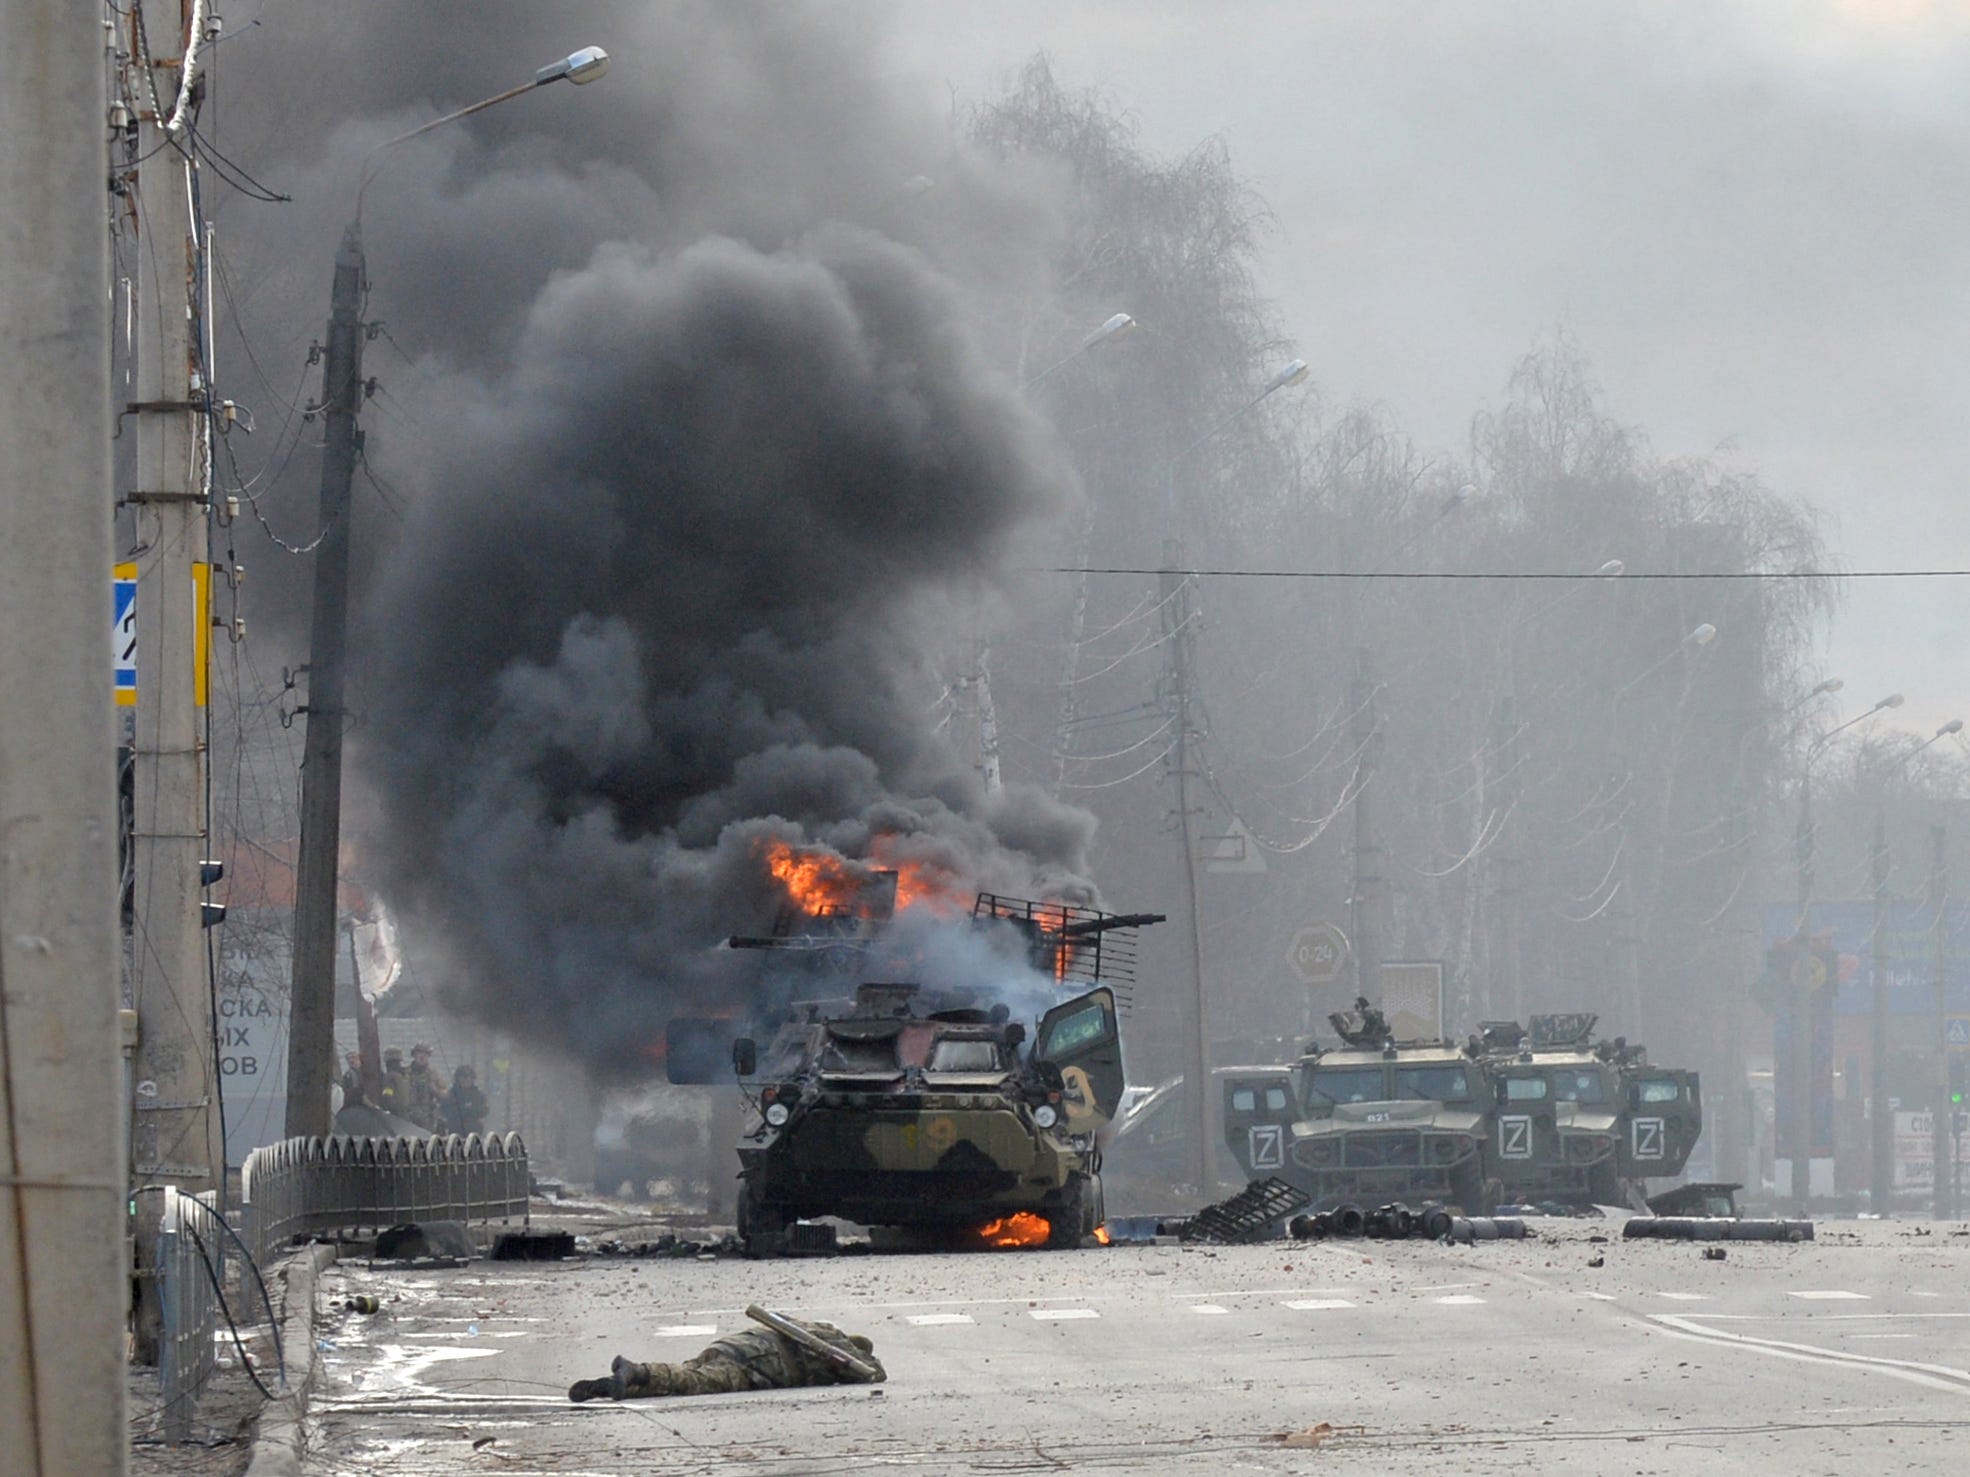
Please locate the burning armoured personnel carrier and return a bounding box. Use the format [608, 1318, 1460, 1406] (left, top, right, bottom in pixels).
[1221, 1002, 1491, 1213]
[674, 889, 1160, 1255]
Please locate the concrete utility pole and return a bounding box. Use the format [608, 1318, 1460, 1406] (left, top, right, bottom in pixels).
[1870, 811, 1892, 1213]
[1349, 648, 1384, 1004]
[1162, 542, 1213, 1194]
[128, 0, 222, 1204]
[0, 3, 129, 1469]
[285, 223, 366, 1139]
[286, 47, 611, 1138]
[1931, 825, 1953, 1219]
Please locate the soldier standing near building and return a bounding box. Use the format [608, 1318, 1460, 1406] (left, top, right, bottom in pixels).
[339, 1051, 370, 1110]
[442, 1062, 488, 1136]
[379, 1047, 411, 1121]
[406, 1043, 447, 1130]
[568, 1310, 884, 1402]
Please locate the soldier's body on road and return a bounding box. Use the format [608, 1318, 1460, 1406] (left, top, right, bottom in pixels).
[442, 1063, 488, 1136]
[568, 1318, 884, 1402]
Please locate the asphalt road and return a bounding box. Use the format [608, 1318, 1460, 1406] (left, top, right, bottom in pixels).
[302, 1218, 1970, 1475]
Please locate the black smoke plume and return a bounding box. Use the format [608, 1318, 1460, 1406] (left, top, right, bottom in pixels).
[359, 175, 1092, 1075]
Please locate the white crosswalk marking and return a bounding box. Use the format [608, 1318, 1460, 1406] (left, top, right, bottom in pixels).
[1029, 1308, 1099, 1321]
[653, 1325, 717, 1337]
[1658, 1293, 1710, 1302]
[1790, 1290, 1869, 1301]
[1189, 1304, 1230, 1316]
[906, 1313, 975, 1326]
[1581, 1292, 1618, 1302]
[1282, 1298, 1356, 1310]
[1434, 1295, 1486, 1305]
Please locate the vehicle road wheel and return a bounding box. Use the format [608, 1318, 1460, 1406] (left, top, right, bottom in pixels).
[1048, 1177, 1089, 1248]
[1449, 1159, 1486, 1216]
[737, 1182, 785, 1258]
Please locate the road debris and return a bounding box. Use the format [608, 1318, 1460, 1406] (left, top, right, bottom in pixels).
[1179, 1178, 1311, 1244]
[1279, 1421, 1334, 1449]
[490, 1229, 576, 1260]
[1623, 1216, 1813, 1242]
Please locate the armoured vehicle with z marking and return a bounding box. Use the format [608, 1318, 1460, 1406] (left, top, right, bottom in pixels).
[1220, 1002, 1700, 1214]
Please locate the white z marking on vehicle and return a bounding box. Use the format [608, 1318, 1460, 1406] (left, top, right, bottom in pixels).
[1248, 1123, 1285, 1170]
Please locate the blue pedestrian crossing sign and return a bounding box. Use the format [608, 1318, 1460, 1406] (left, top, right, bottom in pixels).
[113, 562, 137, 707]
[1947, 1017, 1970, 1049]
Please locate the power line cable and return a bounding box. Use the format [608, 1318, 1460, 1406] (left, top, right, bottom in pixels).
[1055, 565, 1956, 581]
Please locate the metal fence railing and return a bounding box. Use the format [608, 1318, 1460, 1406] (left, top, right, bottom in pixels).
[239, 1131, 531, 1270]
[151, 1133, 529, 1441]
[157, 1187, 223, 1444]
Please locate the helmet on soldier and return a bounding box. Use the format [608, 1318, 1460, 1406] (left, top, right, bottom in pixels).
[847, 1334, 874, 1354]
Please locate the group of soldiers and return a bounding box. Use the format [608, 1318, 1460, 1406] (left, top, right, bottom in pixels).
[340, 1042, 489, 1136]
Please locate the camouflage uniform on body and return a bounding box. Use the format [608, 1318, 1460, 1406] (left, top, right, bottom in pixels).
[378, 1049, 411, 1120]
[405, 1044, 447, 1130]
[568, 1321, 883, 1402]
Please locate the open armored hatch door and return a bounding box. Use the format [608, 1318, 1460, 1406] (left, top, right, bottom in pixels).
[1035, 986, 1124, 1131]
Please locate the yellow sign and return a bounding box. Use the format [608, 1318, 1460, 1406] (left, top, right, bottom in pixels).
[193, 560, 210, 708]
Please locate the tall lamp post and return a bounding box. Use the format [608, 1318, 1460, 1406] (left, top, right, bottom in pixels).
[1867, 718, 1961, 1214]
[285, 47, 610, 1138]
[1790, 691, 1903, 1212]
[1166, 356, 1309, 1194]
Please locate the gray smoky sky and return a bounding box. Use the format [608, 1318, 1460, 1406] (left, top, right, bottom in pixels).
[893, 0, 1970, 734]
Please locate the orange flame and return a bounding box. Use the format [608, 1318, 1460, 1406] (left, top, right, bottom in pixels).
[762, 838, 974, 920]
[867, 837, 970, 917]
[764, 842, 871, 915]
[975, 1211, 1051, 1249]
[1092, 1223, 1111, 1245]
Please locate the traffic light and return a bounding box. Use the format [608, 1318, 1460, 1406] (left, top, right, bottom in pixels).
[1951, 1057, 1967, 1108]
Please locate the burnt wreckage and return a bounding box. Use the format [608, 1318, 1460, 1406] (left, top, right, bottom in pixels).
[1221, 1004, 1700, 1214]
[671, 890, 1162, 1254]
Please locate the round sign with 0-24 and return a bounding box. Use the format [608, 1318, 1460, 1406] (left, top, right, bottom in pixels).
[1790, 952, 1827, 998]
[1289, 922, 1350, 988]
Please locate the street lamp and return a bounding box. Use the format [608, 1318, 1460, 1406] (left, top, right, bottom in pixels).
[285, 49, 610, 1138]
[1867, 717, 1962, 1215]
[1611, 622, 1718, 704]
[1786, 690, 1903, 1212]
[1165, 356, 1311, 516]
[1023, 312, 1138, 388]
